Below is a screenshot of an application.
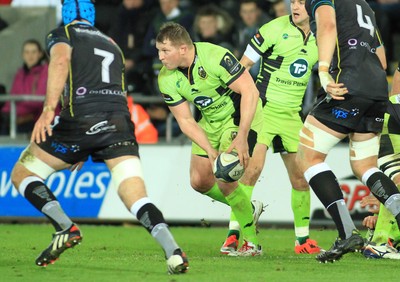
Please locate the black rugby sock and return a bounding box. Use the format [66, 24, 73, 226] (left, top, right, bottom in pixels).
[365, 171, 400, 203]
[136, 203, 179, 258]
[23, 181, 72, 231]
[307, 167, 355, 239]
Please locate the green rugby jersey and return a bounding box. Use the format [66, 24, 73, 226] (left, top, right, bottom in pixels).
[158, 42, 245, 125]
[249, 15, 318, 111]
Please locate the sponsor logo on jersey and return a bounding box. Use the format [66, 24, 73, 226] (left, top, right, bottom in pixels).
[89, 89, 124, 96]
[348, 38, 358, 50]
[51, 141, 69, 154]
[76, 87, 87, 96]
[289, 58, 309, 78]
[86, 120, 117, 135]
[253, 31, 264, 46]
[198, 66, 207, 79]
[331, 107, 359, 119]
[194, 96, 213, 108]
[220, 53, 241, 76]
[275, 77, 308, 87]
[282, 33, 300, 39]
[208, 101, 227, 111]
[360, 41, 376, 53]
[74, 27, 109, 41]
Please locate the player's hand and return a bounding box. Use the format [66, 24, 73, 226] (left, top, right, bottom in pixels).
[226, 133, 249, 168]
[363, 215, 378, 229]
[360, 194, 380, 213]
[207, 148, 219, 169]
[319, 71, 348, 101]
[69, 161, 85, 172]
[31, 109, 55, 144]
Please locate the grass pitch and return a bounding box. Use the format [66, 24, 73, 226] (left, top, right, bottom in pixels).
[0, 223, 397, 282]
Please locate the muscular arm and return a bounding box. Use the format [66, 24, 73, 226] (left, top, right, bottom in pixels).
[240, 55, 256, 71]
[314, 5, 336, 66]
[31, 42, 71, 143]
[376, 46, 387, 71]
[44, 43, 71, 110]
[314, 4, 348, 99]
[168, 101, 216, 159]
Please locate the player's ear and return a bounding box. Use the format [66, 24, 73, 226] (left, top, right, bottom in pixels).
[179, 44, 188, 54]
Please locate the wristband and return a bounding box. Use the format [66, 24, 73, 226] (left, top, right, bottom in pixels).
[318, 61, 330, 72]
[318, 71, 334, 92]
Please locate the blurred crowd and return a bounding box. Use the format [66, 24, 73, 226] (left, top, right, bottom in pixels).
[0, 0, 399, 139]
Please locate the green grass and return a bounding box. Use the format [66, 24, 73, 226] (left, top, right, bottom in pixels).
[0, 224, 398, 282]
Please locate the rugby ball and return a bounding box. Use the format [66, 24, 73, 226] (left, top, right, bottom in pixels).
[213, 152, 245, 182]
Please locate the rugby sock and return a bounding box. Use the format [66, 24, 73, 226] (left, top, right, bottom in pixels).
[225, 183, 258, 245]
[390, 185, 400, 242]
[131, 198, 179, 258]
[20, 176, 72, 231]
[372, 204, 393, 245]
[203, 183, 228, 205]
[240, 182, 255, 199]
[226, 182, 255, 239]
[291, 189, 311, 244]
[389, 213, 400, 242]
[227, 212, 240, 239]
[362, 169, 400, 229]
[305, 163, 356, 240]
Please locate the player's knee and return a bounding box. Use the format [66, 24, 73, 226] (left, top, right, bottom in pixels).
[110, 158, 144, 190]
[190, 180, 214, 193]
[299, 122, 341, 154]
[350, 137, 379, 161]
[13, 147, 55, 187]
[241, 165, 262, 185]
[291, 177, 309, 190]
[190, 173, 214, 193]
[11, 164, 29, 189]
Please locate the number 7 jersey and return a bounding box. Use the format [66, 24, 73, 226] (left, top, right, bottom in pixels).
[306, 0, 388, 101]
[46, 22, 127, 118]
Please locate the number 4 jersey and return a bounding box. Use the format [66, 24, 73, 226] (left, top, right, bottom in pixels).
[306, 0, 388, 101]
[46, 22, 127, 118]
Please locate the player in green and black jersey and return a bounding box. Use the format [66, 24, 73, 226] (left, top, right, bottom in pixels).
[157, 22, 267, 256]
[226, 0, 321, 255]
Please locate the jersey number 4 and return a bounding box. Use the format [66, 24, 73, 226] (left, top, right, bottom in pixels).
[356, 4, 374, 37]
[94, 48, 114, 83]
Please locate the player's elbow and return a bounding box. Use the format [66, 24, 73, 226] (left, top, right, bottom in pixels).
[320, 20, 337, 35]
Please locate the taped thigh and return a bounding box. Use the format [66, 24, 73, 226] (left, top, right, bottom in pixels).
[111, 158, 144, 189]
[17, 147, 55, 179]
[299, 122, 341, 154]
[350, 136, 379, 161]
